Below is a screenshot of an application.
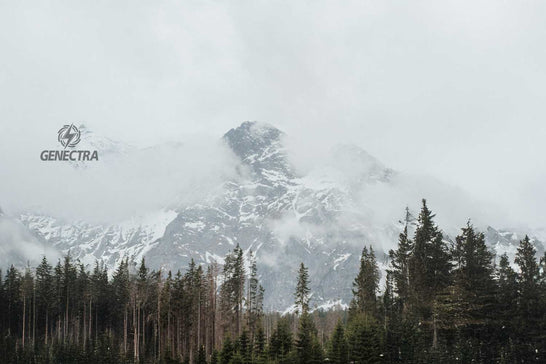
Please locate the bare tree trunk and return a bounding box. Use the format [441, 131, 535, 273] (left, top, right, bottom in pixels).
[95, 306, 98, 342]
[65, 289, 68, 344]
[138, 304, 141, 360]
[45, 310, 48, 346]
[158, 295, 161, 360]
[197, 290, 201, 348]
[432, 313, 438, 350]
[88, 299, 92, 343]
[83, 301, 87, 349]
[33, 288, 36, 347]
[177, 314, 181, 360]
[133, 300, 138, 362]
[123, 308, 127, 354]
[142, 307, 145, 360]
[22, 295, 26, 347]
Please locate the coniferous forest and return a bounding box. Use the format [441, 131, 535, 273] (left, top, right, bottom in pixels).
[1, 200, 546, 363]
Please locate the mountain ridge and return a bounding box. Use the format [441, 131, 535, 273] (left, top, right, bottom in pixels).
[3, 121, 544, 310]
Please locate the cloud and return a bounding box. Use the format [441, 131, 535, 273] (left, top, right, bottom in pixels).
[0, 133, 241, 223]
[0, 217, 60, 269]
[0, 1, 545, 228]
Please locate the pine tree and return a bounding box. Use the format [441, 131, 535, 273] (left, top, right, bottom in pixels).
[220, 245, 246, 337]
[515, 236, 540, 309]
[295, 263, 310, 316]
[496, 253, 518, 354]
[408, 200, 451, 350]
[111, 258, 130, 355]
[36, 257, 54, 345]
[247, 251, 263, 339]
[514, 235, 543, 361]
[388, 222, 413, 313]
[219, 336, 234, 364]
[352, 246, 380, 316]
[270, 318, 292, 362]
[382, 271, 404, 363]
[441, 223, 497, 361]
[254, 326, 267, 362]
[328, 321, 348, 364]
[346, 313, 383, 364]
[238, 330, 252, 364]
[296, 313, 319, 364]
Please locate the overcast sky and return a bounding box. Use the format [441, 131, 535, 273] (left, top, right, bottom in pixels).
[1, 1, 545, 228]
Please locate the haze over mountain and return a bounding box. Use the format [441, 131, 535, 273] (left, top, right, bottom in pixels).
[0, 121, 543, 310]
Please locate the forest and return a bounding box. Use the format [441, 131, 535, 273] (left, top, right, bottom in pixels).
[0, 199, 545, 363]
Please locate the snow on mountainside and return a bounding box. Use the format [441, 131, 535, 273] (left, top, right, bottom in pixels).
[8, 121, 546, 310]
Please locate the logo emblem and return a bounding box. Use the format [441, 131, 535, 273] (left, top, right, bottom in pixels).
[58, 124, 81, 148]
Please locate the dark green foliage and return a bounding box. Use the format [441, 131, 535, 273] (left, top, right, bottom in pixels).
[346, 313, 383, 364]
[387, 221, 412, 312]
[328, 321, 348, 364]
[295, 313, 318, 364]
[220, 336, 235, 364]
[210, 350, 219, 364]
[220, 244, 246, 337]
[195, 345, 207, 364]
[269, 318, 293, 362]
[409, 200, 452, 309]
[351, 246, 380, 317]
[513, 236, 544, 361]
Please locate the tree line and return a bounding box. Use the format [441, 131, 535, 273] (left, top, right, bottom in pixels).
[0, 199, 545, 363]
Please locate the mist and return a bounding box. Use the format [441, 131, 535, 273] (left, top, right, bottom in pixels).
[1, 1, 545, 229]
[0, 133, 241, 223]
[0, 216, 60, 268]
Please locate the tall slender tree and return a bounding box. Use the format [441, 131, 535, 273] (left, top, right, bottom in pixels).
[351, 246, 380, 316]
[295, 263, 310, 316]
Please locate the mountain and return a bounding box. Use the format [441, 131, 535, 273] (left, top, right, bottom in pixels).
[7, 121, 545, 310]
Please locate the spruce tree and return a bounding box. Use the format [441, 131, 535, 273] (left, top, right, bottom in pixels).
[514, 235, 543, 361]
[36, 257, 54, 345]
[270, 318, 293, 362]
[296, 313, 318, 364]
[346, 313, 383, 364]
[442, 223, 497, 361]
[352, 246, 380, 316]
[220, 245, 245, 337]
[219, 336, 234, 364]
[295, 263, 310, 316]
[388, 223, 413, 312]
[254, 326, 267, 362]
[408, 200, 451, 350]
[496, 253, 518, 354]
[247, 251, 263, 339]
[328, 321, 348, 364]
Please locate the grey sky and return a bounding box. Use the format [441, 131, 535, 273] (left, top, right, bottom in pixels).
[1, 1, 545, 227]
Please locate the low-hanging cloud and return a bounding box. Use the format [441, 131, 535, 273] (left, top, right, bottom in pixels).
[0, 131, 241, 223]
[0, 217, 60, 268]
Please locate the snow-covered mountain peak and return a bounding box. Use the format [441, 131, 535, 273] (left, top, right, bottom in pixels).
[223, 121, 293, 179]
